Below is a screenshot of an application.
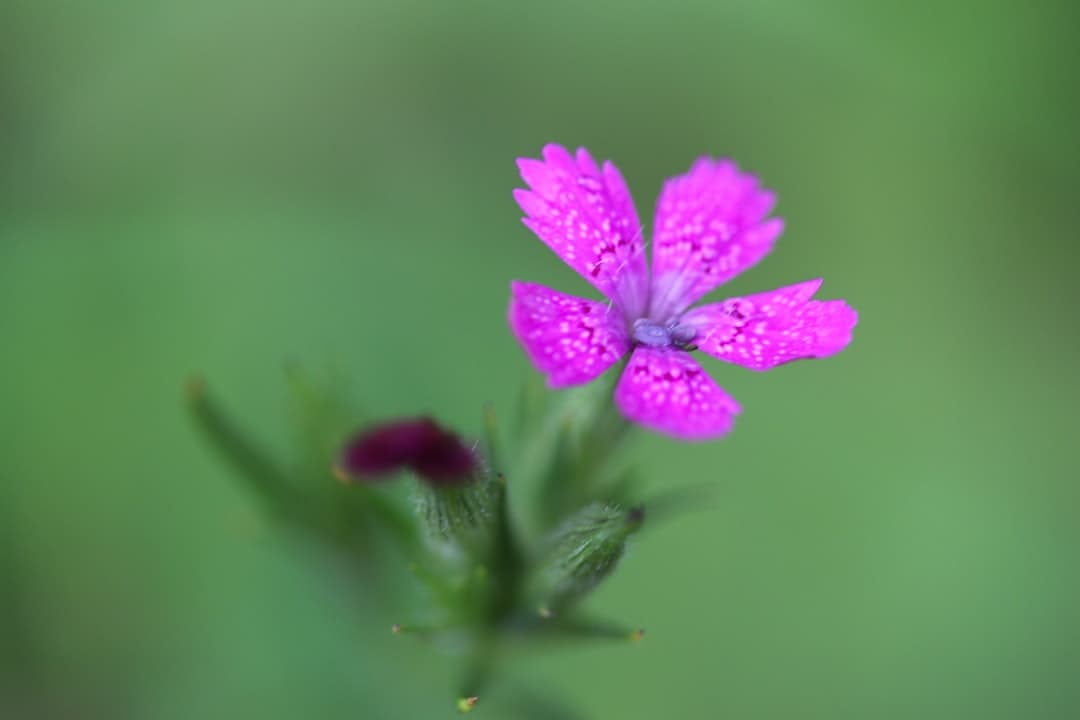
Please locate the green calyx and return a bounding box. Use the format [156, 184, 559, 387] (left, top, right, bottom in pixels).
[530, 502, 645, 615]
[413, 470, 499, 543]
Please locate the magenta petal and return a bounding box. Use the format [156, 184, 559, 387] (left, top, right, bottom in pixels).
[614, 347, 741, 440]
[508, 281, 631, 388]
[340, 417, 476, 485]
[649, 157, 783, 319]
[682, 279, 858, 371]
[515, 144, 649, 317]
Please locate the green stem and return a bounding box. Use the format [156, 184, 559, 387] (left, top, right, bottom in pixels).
[483, 404, 522, 620]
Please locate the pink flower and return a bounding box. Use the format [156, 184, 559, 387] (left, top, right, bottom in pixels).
[508, 144, 858, 440]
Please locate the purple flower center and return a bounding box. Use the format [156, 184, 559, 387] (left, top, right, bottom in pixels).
[632, 319, 697, 349]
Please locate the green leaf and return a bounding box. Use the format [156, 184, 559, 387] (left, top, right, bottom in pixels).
[186, 376, 306, 522]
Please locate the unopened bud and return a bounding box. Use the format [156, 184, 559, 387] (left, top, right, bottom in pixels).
[531, 503, 644, 612]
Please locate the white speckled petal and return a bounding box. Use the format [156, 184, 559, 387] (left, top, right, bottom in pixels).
[508, 281, 631, 388]
[681, 279, 858, 371]
[649, 157, 782, 319]
[614, 347, 741, 440]
[515, 144, 649, 317]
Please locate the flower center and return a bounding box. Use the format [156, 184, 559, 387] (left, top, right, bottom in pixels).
[632, 319, 698, 350]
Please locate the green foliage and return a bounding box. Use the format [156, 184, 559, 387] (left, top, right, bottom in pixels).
[189, 367, 652, 712]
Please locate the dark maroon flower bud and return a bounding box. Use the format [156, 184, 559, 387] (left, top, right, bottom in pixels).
[338, 417, 477, 486]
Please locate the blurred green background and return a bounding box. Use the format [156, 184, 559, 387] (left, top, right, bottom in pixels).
[2, 0, 1078, 717]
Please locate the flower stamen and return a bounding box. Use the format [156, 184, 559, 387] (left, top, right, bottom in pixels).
[631, 319, 697, 351]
